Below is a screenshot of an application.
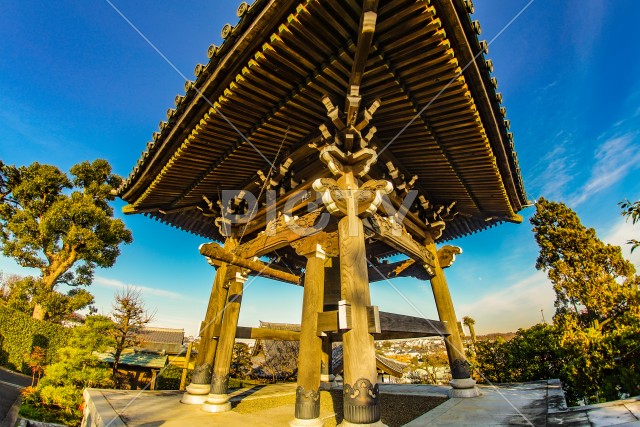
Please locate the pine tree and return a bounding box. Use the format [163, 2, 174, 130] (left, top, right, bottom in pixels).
[0, 160, 133, 320]
[530, 197, 637, 328]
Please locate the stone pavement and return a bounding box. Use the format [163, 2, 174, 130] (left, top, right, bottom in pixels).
[0, 367, 32, 427]
[82, 380, 640, 427]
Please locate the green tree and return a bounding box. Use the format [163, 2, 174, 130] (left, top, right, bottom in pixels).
[620, 198, 640, 252]
[0, 160, 132, 320]
[530, 197, 636, 328]
[21, 315, 116, 426]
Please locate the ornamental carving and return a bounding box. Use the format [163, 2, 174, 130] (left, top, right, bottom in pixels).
[210, 373, 230, 394]
[295, 386, 321, 419]
[190, 363, 212, 385]
[451, 358, 471, 379]
[343, 378, 381, 424]
[290, 231, 339, 258]
[313, 178, 392, 218]
[437, 245, 462, 268]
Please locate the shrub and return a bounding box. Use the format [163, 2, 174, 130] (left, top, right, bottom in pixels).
[0, 304, 69, 372]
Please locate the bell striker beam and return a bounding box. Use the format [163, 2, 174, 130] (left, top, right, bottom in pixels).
[182, 236, 237, 404]
[290, 233, 336, 426]
[202, 270, 248, 412]
[427, 241, 480, 397]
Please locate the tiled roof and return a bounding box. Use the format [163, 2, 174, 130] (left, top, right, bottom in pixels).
[118, 0, 528, 247]
[136, 327, 185, 355]
[94, 351, 168, 369]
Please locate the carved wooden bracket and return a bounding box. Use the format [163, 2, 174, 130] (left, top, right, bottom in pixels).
[313, 178, 392, 219]
[437, 245, 462, 268]
[232, 209, 325, 259]
[365, 214, 435, 272]
[290, 231, 339, 258]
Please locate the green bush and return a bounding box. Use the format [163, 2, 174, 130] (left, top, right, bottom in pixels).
[156, 365, 192, 390]
[0, 304, 70, 372]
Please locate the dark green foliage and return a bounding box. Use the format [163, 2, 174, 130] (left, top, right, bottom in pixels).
[156, 365, 192, 390]
[0, 304, 69, 372]
[21, 315, 115, 426]
[475, 199, 640, 405]
[0, 159, 133, 320]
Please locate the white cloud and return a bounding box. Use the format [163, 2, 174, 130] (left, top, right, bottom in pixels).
[534, 144, 576, 201]
[93, 276, 183, 299]
[457, 271, 555, 335]
[569, 133, 640, 206]
[603, 218, 640, 269]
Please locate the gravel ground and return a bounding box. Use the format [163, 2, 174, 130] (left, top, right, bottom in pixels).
[232, 389, 447, 426]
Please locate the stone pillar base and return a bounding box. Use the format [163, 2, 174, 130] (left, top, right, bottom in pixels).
[449, 378, 480, 398]
[338, 421, 387, 427]
[201, 401, 232, 413]
[201, 393, 232, 413]
[290, 417, 325, 427]
[181, 383, 210, 404]
[180, 393, 208, 405]
[320, 374, 335, 382]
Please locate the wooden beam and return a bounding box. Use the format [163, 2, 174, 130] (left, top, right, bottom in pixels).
[368, 258, 432, 282]
[377, 311, 449, 336]
[317, 303, 380, 334]
[200, 242, 301, 284]
[349, 0, 379, 88]
[235, 326, 300, 341]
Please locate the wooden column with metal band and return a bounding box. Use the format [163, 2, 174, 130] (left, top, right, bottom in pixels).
[202, 270, 248, 412]
[426, 240, 480, 398]
[182, 236, 238, 404]
[290, 233, 335, 426]
[312, 10, 390, 414]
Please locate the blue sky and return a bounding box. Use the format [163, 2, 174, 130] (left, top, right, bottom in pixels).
[1, 0, 639, 336]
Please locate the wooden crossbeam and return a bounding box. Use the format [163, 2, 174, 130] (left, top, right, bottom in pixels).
[235, 326, 300, 341]
[199, 242, 301, 284]
[317, 308, 448, 338]
[368, 258, 432, 282]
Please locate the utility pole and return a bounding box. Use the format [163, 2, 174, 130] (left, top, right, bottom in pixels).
[541, 308, 546, 324]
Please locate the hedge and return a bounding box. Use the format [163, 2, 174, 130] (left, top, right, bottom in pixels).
[0, 304, 70, 373]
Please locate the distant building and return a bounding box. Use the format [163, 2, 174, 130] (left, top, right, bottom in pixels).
[136, 327, 185, 355]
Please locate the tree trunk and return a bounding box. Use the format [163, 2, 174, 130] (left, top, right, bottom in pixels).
[32, 303, 46, 320]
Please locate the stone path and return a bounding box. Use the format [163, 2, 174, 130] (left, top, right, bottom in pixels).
[83, 380, 640, 427]
[0, 368, 32, 427]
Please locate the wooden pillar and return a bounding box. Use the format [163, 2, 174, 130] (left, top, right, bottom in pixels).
[338, 207, 380, 424]
[322, 258, 340, 385]
[320, 336, 333, 384]
[202, 270, 247, 412]
[427, 241, 479, 398]
[181, 237, 237, 404]
[291, 239, 326, 424]
[180, 341, 193, 391]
